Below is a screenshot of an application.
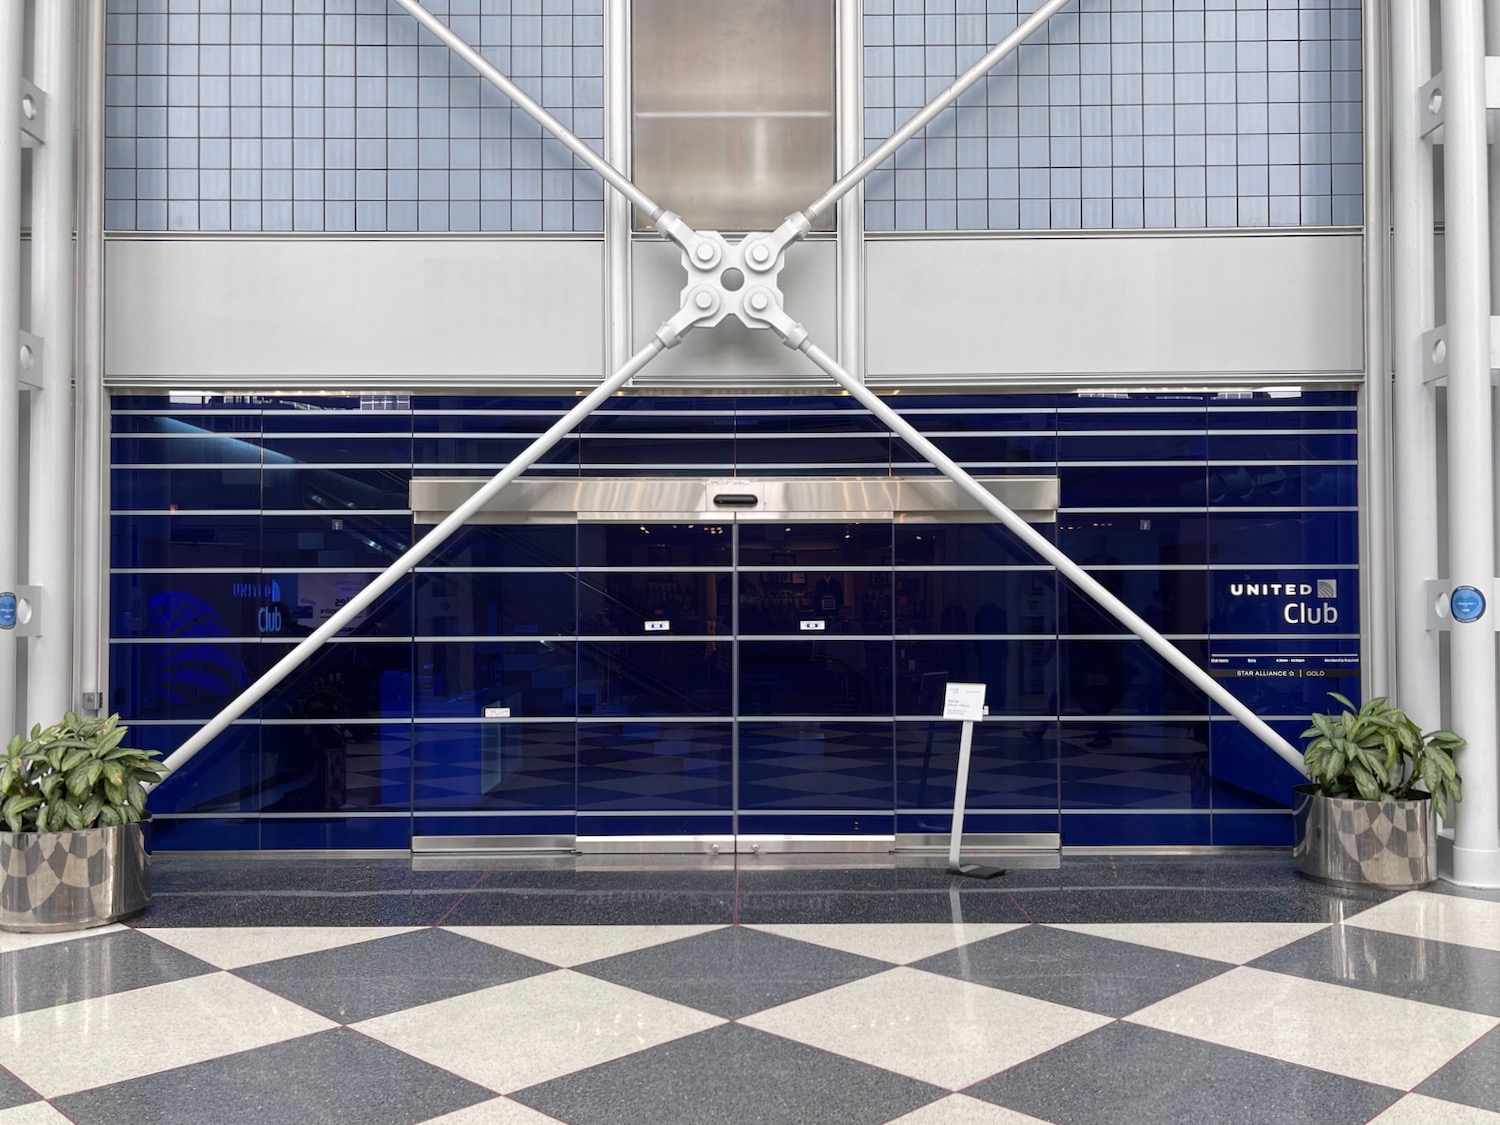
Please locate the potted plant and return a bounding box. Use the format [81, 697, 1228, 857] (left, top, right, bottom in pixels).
[0, 712, 167, 932]
[1292, 692, 1463, 889]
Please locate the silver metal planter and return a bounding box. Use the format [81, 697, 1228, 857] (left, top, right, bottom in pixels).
[1291, 784, 1437, 890]
[0, 821, 151, 933]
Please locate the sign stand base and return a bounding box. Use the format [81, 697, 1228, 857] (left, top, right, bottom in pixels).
[946, 710, 1006, 881]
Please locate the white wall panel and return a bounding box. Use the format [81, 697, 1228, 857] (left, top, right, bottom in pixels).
[865, 233, 1364, 385]
[105, 238, 605, 387]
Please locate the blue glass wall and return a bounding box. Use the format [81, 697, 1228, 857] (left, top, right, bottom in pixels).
[112, 390, 1358, 849]
[103, 0, 1361, 233]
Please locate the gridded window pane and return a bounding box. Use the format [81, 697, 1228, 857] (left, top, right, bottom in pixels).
[633, 0, 835, 231]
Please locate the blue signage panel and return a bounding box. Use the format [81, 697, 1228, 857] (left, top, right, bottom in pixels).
[1451, 585, 1487, 624]
[0, 592, 14, 630]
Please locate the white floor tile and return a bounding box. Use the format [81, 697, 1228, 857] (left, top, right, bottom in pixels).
[1346, 891, 1500, 953]
[141, 926, 421, 969]
[885, 1094, 1055, 1124]
[746, 923, 1027, 965]
[1126, 966, 1499, 1089]
[445, 924, 725, 967]
[740, 966, 1111, 1090]
[0, 973, 336, 1098]
[1047, 922, 1330, 964]
[354, 969, 724, 1093]
[0, 924, 126, 955]
[1368, 1094, 1500, 1124]
[0, 1105, 74, 1125]
[423, 1096, 570, 1124]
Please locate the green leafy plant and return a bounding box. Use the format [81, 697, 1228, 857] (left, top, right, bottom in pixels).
[1301, 692, 1464, 817]
[1, 713, 167, 834]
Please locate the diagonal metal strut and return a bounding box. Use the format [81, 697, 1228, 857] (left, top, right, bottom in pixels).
[159, 0, 1306, 785]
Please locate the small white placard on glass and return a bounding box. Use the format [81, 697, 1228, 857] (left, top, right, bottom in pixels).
[942, 682, 986, 721]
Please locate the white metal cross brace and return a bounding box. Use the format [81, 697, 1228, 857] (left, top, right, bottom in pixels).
[159, 0, 1307, 782]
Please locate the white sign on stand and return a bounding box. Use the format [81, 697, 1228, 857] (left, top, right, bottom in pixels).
[943, 682, 1005, 880]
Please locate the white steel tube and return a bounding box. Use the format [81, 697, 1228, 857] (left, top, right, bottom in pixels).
[1439, 0, 1500, 886]
[803, 0, 1072, 224]
[836, 0, 865, 379]
[801, 342, 1309, 775]
[604, 0, 632, 373]
[1359, 0, 1393, 700]
[27, 0, 79, 725]
[391, 0, 669, 227]
[1391, 0, 1443, 731]
[75, 0, 107, 714]
[158, 339, 666, 780]
[0, 0, 26, 739]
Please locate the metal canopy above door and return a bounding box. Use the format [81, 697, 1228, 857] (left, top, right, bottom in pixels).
[410, 475, 1060, 525]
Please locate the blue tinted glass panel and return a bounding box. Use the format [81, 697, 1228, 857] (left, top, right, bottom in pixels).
[110, 639, 258, 722]
[891, 434, 1054, 466]
[738, 721, 893, 810]
[416, 640, 576, 718]
[412, 722, 575, 812]
[578, 642, 732, 717]
[579, 573, 722, 637]
[1060, 720, 1210, 809]
[731, 410, 887, 435]
[150, 818, 262, 851]
[1056, 408, 1207, 432]
[1056, 434, 1206, 461]
[261, 436, 414, 464]
[585, 407, 735, 434]
[423, 525, 577, 568]
[1059, 465, 1207, 507]
[735, 436, 891, 468]
[1058, 639, 1208, 716]
[1210, 718, 1308, 811]
[1212, 813, 1293, 847]
[131, 724, 259, 814]
[1062, 812, 1212, 847]
[895, 720, 1058, 811]
[579, 524, 732, 567]
[112, 467, 261, 510]
[739, 641, 892, 716]
[112, 572, 262, 639]
[894, 639, 1054, 716]
[261, 639, 412, 720]
[112, 514, 262, 568]
[258, 818, 413, 851]
[895, 406, 1055, 432]
[1056, 515, 1207, 565]
[1208, 512, 1358, 565]
[416, 410, 571, 434]
[269, 574, 411, 639]
[262, 411, 412, 434]
[894, 523, 1050, 566]
[261, 467, 410, 510]
[112, 436, 262, 465]
[261, 515, 412, 568]
[739, 523, 892, 566]
[894, 570, 1053, 635]
[1207, 640, 1360, 715]
[412, 436, 580, 466]
[420, 572, 577, 637]
[1059, 571, 1208, 635]
[262, 722, 411, 813]
[1207, 408, 1358, 431]
[738, 572, 891, 635]
[1207, 433, 1357, 460]
[113, 412, 263, 435]
[1208, 464, 1356, 507]
[577, 436, 735, 469]
[577, 722, 732, 812]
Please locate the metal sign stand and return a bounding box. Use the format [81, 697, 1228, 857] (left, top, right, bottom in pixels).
[944, 683, 1005, 880]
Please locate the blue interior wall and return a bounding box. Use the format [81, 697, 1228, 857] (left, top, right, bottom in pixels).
[111, 390, 1358, 849]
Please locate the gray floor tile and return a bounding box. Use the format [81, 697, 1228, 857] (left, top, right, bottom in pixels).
[1249, 925, 1500, 1017]
[735, 867, 1030, 925]
[0, 1066, 38, 1111]
[234, 927, 553, 1023]
[1428, 882, 1500, 905]
[0, 930, 215, 1017]
[51, 1027, 494, 1125]
[512, 1022, 945, 1125]
[132, 890, 464, 928]
[1415, 1024, 1500, 1112]
[911, 924, 1230, 1017]
[572, 925, 892, 1019]
[1006, 887, 1344, 924]
[965, 1021, 1402, 1125]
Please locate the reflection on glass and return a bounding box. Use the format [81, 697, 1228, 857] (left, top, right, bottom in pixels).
[738, 523, 891, 566]
[416, 641, 576, 718]
[579, 524, 732, 567]
[263, 723, 411, 813]
[579, 573, 723, 636]
[579, 641, 732, 716]
[578, 722, 732, 812]
[739, 721, 892, 810]
[417, 572, 576, 637]
[737, 571, 891, 634]
[895, 639, 1056, 716]
[894, 570, 1054, 635]
[413, 722, 576, 811]
[738, 641, 891, 715]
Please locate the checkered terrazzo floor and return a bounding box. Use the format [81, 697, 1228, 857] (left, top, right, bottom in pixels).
[1, 854, 1498, 1124]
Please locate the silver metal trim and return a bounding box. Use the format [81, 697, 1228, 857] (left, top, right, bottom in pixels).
[895, 833, 1061, 853]
[412, 475, 1059, 525]
[410, 835, 576, 855]
[575, 835, 734, 855]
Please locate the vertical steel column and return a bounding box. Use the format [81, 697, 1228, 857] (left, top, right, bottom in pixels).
[836, 0, 865, 379]
[27, 0, 79, 725]
[1359, 0, 1393, 699]
[0, 0, 27, 739]
[1391, 0, 1443, 731]
[604, 0, 632, 374]
[74, 0, 108, 716]
[1439, 0, 1500, 887]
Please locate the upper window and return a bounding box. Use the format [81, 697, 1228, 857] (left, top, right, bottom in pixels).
[632, 0, 836, 232]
